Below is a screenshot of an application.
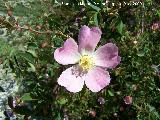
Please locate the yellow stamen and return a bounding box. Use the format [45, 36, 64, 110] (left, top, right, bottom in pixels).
[79, 55, 95, 71]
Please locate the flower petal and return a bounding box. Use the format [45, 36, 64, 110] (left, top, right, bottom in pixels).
[85, 67, 110, 92]
[54, 38, 80, 65]
[57, 66, 85, 93]
[78, 25, 102, 53]
[95, 43, 121, 68]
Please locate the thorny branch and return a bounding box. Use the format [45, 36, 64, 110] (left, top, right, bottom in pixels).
[0, 15, 70, 38]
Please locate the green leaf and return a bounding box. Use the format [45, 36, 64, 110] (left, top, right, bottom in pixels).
[57, 98, 68, 105]
[146, 104, 160, 119]
[28, 62, 36, 72]
[27, 50, 37, 58]
[108, 90, 114, 96]
[157, 10, 160, 18]
[55, 113, 61, 120]
[116, 21, 124, 35]
[21, 93, 33, 101]
[94, 12, 99, 26]
[0, 39, 13, 56]
[137, 51, 145, 57]
[87, 0, 101, 12]
[27, 42, 38, 50]
[18, 52, 35, 64]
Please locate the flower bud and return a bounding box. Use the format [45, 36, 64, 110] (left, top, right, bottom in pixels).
[89, 110, 96, 117]
[124, 96, 132, 105]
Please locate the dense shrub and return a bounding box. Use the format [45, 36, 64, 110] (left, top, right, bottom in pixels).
[0, 0, 160, 119]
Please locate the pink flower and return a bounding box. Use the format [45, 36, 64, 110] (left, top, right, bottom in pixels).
[124, 96, 132, 105]
[54, 25, 120, 93]
[151, 23, 160, 31]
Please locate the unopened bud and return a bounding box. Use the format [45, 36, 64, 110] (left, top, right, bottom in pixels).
[89, 110, 96, 117]
[124, 96, 132, 105]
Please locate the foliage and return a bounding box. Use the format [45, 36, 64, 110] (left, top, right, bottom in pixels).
[0, 0, 160, 119]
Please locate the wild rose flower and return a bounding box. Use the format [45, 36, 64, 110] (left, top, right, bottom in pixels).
[54, 25, 120, 93]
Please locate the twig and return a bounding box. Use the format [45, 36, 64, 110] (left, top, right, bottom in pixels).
[0, 18, 70, 38]
[15, 25, 53, 34]
[53, 84, 59, 94]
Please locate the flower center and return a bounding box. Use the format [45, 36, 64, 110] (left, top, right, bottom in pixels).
[79, 55, 95, 71]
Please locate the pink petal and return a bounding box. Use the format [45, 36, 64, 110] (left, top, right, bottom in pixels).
[54, 38, 80, 65]
[78, 25, 102, 53]
[95, 43, 121, 68]
[57, 66, 85, 93]
[85, 67, 110, 92]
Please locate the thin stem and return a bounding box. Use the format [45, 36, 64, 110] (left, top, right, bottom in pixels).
[0, 19, 70, 38]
